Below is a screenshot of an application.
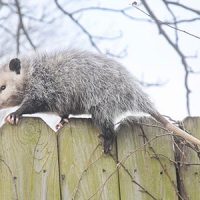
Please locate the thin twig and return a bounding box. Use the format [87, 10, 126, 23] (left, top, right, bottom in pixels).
[166, 1, 200, 15]
[88, 132, 173, 199]
[54, 0, 102, 53]
[14, 0, 36, 51]
[139, 0, 192, 115]
[131, 3, 200, 40]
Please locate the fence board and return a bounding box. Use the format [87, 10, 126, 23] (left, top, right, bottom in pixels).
[178, 117, 200, 200]
[117, 119, 178, 200]
[58, 119, 120, 200]
[0, 118, 60, 200]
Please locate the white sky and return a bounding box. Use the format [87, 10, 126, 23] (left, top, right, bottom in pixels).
[0, 0, 200, 129]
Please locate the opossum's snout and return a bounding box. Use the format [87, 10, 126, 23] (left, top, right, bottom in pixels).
[0, 84, 7, 109]
[0, 58, 24, 109]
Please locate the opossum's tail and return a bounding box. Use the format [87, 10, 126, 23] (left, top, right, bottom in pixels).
[150, 111, 200, 146]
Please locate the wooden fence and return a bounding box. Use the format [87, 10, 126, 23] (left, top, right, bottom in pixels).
[0, 117, 199, 200]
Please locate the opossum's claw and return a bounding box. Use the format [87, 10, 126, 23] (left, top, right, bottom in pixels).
[101, 134, 114, 154]
[6, 112, 21, 125]
[56, 118, 69, 130]
[103, 139, 113, 154]
[56, 123, 63, 130]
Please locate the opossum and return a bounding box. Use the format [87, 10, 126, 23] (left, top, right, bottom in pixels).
[0, 50, 199, 153]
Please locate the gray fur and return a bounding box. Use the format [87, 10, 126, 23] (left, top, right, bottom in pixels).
[20, 50, 157, 125]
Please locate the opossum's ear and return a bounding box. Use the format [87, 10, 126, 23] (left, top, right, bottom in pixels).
[9, 58, 21, 74]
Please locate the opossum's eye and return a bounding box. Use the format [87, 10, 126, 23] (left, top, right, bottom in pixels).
[9, 58, 21, 74]
[0, 85, 6, 91]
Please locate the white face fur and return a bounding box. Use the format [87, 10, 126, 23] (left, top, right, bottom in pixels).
[0, 59, 24, 109]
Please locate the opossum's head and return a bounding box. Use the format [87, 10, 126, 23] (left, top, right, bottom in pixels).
[0, 58, 25, 109]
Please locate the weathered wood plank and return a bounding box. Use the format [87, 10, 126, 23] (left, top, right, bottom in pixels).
[58, 119, 120, 200]
[0, 118, 60, 200]
[117, 119, 178, 200]
[179, 117, 200, 200]
[0, 117, 199, 200]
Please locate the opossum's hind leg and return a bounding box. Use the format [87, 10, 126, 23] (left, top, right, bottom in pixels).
[56, 115, 69, 130]
[100, 121, 115, 154]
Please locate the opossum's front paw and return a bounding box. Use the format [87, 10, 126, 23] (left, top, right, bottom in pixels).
[56, 118, 69, 130]
[6, 112, 21, 125]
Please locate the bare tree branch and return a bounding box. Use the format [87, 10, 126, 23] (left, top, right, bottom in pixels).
[166, 1, 200, 15]
[16, 22, 20, 55]
[55, 0, 102, 53]
[0, 24, 15, 37]
[162, 18, 200, 24]
[54, 1, 152, 55]
[71, 6, 152, 22]
[134, 0, 200, 115]
[162, 0, 179, 45]
[137, 79, 167, 87]
[14, 0, 36, 51]
[132, 3, 200, 40]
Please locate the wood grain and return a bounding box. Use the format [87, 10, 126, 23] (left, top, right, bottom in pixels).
[178, 117, 200, 200]
[0, 118, 60, 200]
[117, 119, 178, 200]
[0, 117, 199, 199]
[58, 119, 120, 200]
